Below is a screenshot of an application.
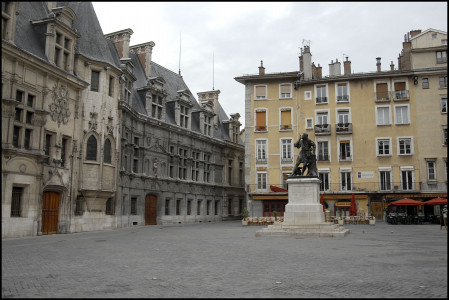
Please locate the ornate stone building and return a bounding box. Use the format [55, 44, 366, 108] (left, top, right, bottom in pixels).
[105, 30, 245, 227]
[2, 2, 245, 238]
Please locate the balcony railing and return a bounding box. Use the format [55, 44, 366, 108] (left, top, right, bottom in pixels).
[336, 123, 352, 134]
[314, 124, 331, 135]
[255, 125, 267, 132]
[246, 181, 428, 194]
[317, 154, 330, 161]
[393, 90, 409, 100]
[339, 155, 352, 161]
[375, 91, 390, 101]
[255, 158, 267, 164]
[336, 95, 349, 102]
[316, 97, 328, 104]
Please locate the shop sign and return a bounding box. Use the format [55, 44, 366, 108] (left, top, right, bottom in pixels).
[357, 171, 374, 179]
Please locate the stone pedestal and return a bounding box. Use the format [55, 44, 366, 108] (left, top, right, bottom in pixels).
[256, 176, 349, 237]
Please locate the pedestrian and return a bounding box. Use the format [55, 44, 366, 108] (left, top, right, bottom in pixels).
[441, 205, 447, 230]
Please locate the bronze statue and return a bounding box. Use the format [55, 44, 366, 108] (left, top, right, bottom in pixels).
[292, 133, 318, 177]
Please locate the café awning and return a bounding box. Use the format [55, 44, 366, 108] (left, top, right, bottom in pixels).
[424, 198, 447, 205]
[388, 198, 424, 206]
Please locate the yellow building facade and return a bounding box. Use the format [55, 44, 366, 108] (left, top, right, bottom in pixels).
[235, 29, 447, 220]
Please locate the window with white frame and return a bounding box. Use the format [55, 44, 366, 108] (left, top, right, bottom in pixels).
[394, 105, 409, 124]
[281, 139, 293, 162]
[256, 140, 267, 164]
[379, 168, 392, 191]
[375, 82, 389, 100]
[304, 91, 312, 100]
[376, 137, 392, 156]
[319, 170, 330, 191]
[400, 167, 414, 190]
[315, 84, 328, 104]
[255, 85, 267, 100]
[422, 78, 429, 89]
[441, 97, 447, 113]
[279, 84, 292, 98]
[316, 111, 329, 125]
[393, 81, 408, 100]
[426, 160, 436, 181]
[338, 140, 351, 161]
[317, 140, 329, 161]
[336, 82, 349, 102]
[376, 106, 391, 125]
[256, 172, 267, 190]
[398, 137, 413, 155]
[340, 169, 352, 191]
[306, 118, 313, 129]
[337, 109, 350, 124]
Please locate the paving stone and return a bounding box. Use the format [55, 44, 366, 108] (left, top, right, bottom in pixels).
[2, 221, 447, 298]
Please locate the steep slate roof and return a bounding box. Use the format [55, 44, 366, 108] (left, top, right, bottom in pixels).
[12, 2, 121, 70]
[129, 58, 235, 143]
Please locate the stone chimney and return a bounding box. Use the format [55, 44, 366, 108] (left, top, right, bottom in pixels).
[410, 29, 422, 38]
[130, 42, 156, 79]
[258, 60, 265, 75]
[334, 59, 341, 76]
[390, 61, 395, 71]
[104, 28, 134, 59]
[343, 57, 351, 75]
[376, 57, 381, 72]
[329, 60, 334, 76]
[302, 46, 312, 80]
[312, 63, 322, 79]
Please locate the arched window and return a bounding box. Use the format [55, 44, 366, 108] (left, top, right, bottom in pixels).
[86, 135, 97, 161]
[104, 138, 112, 164]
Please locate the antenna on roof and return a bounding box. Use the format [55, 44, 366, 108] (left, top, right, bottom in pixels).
[212, 52, 215, 90]
[178, 32, 182, 76]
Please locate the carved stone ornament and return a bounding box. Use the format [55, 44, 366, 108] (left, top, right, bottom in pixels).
[89, 111, 98, 131]
[49, 84, 71, 127]
[107, 115, 114, 134]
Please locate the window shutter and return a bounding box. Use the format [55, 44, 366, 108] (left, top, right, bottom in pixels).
[256, 86, 266, 97]
[376, 83, 388, 92]
[256, 111, 266, 128]
[280, 84, 290, 94]
[281, 110, 291, 126]
[394, 82, 406, 90]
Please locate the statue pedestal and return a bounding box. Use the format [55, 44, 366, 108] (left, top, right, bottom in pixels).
[256, 176, 349, 237]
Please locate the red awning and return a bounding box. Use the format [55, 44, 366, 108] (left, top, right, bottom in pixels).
[270, 185, 288, 193]
[424, 198, 447, 205]
[388, 198, 424, 206]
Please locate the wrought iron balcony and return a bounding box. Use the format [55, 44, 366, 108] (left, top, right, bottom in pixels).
[336, 123, 352, 134]
[393, 90, 409, 100]
[280, 124, 292, 130]
[336, 95, 349, 102]
[314, 124, 331, 135]
[375, 91, 390, 101]
[316, 97, 328, 104]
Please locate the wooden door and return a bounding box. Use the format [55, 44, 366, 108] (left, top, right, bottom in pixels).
[370, 201, 383, 220]
[145, 194, 157, 225]
[42, 191, 60, 235]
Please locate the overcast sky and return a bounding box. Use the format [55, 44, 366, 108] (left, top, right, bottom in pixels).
[92, 2, 447, 127]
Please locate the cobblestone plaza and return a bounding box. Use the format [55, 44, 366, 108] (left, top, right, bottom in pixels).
[2, 221, 447, 298]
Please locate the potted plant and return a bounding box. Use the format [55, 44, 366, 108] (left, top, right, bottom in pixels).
[337, 210, 344, 225]
[272, 210, 278, 221]
[241, 208, 249, 226]
[369, 209, 376, 225]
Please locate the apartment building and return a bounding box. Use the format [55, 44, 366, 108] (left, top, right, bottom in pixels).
[235, 29, 447, 220]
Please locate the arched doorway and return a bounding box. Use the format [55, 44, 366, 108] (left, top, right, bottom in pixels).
[145, 194, 157, 225]
[42, 191, 60, 235]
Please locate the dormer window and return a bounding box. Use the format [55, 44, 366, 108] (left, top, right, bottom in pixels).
[180, 105, 189, 128]
[204, 114, 213, 136]
[31, 6, 79, 73]
[152, 94, 163, 119]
